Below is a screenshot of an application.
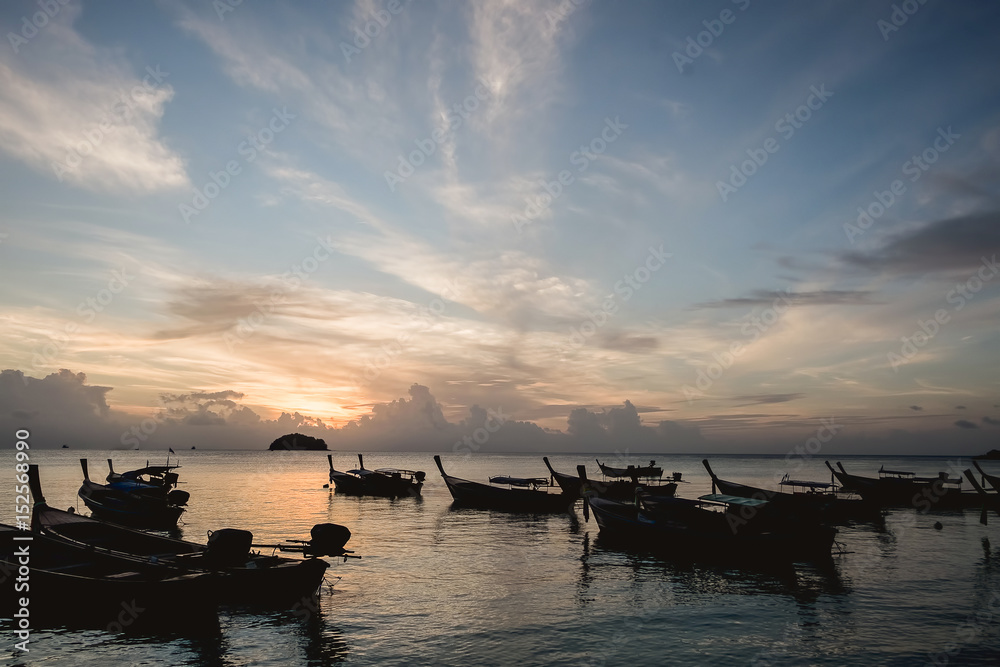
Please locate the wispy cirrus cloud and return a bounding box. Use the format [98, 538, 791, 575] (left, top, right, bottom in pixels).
[0, 6, 187, 194]
[695, 289, 881, 309]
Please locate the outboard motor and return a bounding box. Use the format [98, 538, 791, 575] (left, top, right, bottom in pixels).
[167, 489, 190, 506]
[205, 528, 253, 566]
[304, 523, 352, 557]
[414, 471, 426, 483]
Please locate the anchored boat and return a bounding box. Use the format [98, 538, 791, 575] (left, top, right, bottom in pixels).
[435, 455, 574, 512]
[78, 459, 187, 528]
[328, 454, 425, 497]
[544, 456, 679, 501]
[0, 523, 219, 633]
[33, 464, 355, 607]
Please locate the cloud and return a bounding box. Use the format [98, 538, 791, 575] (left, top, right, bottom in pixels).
[983, 417, 1000, 426]
[598, 332, 660, 353]
[695, 290, 880, 309]
[0, 6, 187, 193]
[955, 419, 979, 429]
[955, 405, 967, 409]
[0, 369, 121, 447]
[468, 0, 574, 128]
[565, 400, 706, 451]
[910, 405, 923, 411]
[841, 211, 1000, 275]
[731, 393, 805, 406]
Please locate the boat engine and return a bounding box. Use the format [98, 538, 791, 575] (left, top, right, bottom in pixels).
[304, 523, 352, 557]
[414, 471, 426, 482]
[206, 528, 253, 566]
[167, 489, 190, 506]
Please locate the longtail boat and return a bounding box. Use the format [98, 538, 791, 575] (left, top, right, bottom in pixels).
[579, 467, 835, 562]
[328, 454, 425, 497]
[78, 459, 186, 528]
[31, 465, 354, 607]
[702, 459, 877, 523]
[1, 523, 218, 633]
[828, 461, 978, 509]
[595, 458, 662, 479]
[963, 469, 1000, 525]
[434, 455, 573, 512]
[973, 461, 1000, 493]
[544, 457, 678, 501]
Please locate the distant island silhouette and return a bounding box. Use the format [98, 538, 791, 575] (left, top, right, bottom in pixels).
[268, 433, 329, 451]
[974, 449, 1000, 460]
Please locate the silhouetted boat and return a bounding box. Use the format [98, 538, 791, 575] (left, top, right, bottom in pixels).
[825, 461, 875, 494]
[827, 461, 978, 509]
[107, 459, 187, 497]
[973, 461, 1000, 492]
[962, 469, 1000, 525]
[703, 459, 876, 522]
[31, 465, 352, 606]
[583, 491, 836, 562]
[0, 523, 218, 633]
[78, 459, 186, 528]
[543, 457, 678, 501]
[434, 455, 573, 512]
[328, 454, 425, 497]
[542, 456, 585, 498]
[595, 458, 662, 479]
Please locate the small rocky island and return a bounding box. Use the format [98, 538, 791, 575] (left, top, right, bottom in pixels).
[268, 433, 329, 451]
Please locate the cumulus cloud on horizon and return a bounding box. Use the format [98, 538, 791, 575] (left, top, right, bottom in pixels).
[0, 369, 708, 453]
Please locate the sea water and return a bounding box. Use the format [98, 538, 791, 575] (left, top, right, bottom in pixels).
[2, 450, 999, 666]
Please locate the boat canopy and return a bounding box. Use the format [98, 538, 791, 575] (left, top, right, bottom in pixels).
[779, 477, 834, 490]
[698, 493, 770, 508]
[375, 468, 420, 476]
[489, 476, 549, 488]
[879, 467, 961, 484]
[123, 465, 180, 477]
[878, 467, 915, 478]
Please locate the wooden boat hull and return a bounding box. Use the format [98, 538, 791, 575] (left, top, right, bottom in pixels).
[974, 461, 1000, 493]
[78, 459, 185, 528]
[589, 478, 677, 501]
[830, 462, 974, 510]
[328, 455, 423, 497]
[0, 525, 218, 633]
[79, 478, 185, 528]
[328, 470, 422, 497]
[587, 496, 835, 562]
[595, 459, 662, 478]
[31, 467, 332, 607]
[543, 458, 677, 501]
[435, 456, 573, 513]
[543, 457, 582, 499]
[703, 460, 879, 523]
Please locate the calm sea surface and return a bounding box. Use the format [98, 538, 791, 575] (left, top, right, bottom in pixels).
[3, 450, 1000, 666]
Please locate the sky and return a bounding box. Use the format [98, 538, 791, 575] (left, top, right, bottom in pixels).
[1, 0, 999, 455]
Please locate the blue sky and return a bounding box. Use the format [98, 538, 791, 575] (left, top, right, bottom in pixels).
[1, 0, 999, 453]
